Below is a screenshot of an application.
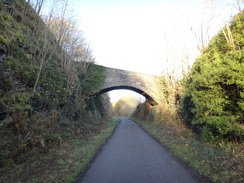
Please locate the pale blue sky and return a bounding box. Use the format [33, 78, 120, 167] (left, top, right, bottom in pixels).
[43, 0, 242, 76]
[44, 0, 242, 102]
[70, 0, 185, 75]
[70, 0, 184, 101]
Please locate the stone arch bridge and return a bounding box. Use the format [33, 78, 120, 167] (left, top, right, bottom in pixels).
[97, 66, 160, 105]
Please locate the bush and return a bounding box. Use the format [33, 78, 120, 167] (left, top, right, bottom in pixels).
[181, 11, 244, 142]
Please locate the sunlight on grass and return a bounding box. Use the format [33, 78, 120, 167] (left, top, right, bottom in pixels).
[135, 119, 244, 183]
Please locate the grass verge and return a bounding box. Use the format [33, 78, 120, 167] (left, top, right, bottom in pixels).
[0, 118, 120, 183]
[133, 119, 244, 183]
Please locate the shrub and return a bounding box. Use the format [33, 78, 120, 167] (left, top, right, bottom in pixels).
[181, 11, 244, 142]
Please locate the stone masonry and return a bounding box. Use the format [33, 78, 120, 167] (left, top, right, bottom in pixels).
[99, 67, 160, 105]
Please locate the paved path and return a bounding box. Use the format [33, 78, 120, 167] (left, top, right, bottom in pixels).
[79, 117, 209, 183]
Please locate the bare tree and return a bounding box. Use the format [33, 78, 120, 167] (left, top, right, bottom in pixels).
[46, 14, 94, 89]
[182, 0, 223, 53]
[32, 24, 57, 92]
[226, 0, 244, 14]
[39, 0, 97, 117]
[25, 0, 99, 117]
[26, 0, 46, 15]
[35, 0, 45, 15]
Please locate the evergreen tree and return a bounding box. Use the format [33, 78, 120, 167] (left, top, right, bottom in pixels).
[181, 11, 244, 142]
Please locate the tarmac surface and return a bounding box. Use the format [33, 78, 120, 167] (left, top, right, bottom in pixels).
[80, 117, 209, 183]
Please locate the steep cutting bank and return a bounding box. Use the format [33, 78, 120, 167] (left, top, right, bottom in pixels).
[0, 1, 112, 182]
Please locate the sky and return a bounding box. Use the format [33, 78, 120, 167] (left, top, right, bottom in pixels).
[69, 0, 241, 74]
[43, 0, 242, 102]
[70, 0, 187, 102]
[71, 0, 184, 75]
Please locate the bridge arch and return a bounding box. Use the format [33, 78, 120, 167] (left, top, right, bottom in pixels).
[98, 85, 157, 106]
[95, 66, 159, 106]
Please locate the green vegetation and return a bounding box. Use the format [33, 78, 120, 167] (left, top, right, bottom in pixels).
[112, 96, 140, 117]
[80, 65, 106, 96]
[0, 118, 119, 182]
[0, 0, 112, 181]
[181, 11, 244, 142]
[132, 10, 244, 183]
[1, 0, 243, 182]
[134, 11, 243, 143]
[134, 119, 244, 183]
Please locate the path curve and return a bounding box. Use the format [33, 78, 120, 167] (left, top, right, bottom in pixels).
[79, 117, 210, 183]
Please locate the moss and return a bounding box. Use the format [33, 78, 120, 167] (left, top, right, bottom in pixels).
[0, 1, 4, 10]
[0, 14, 22, 46]
[13, 0, 25, 10]
[9, 46, 28, 59]
[4, 47, 39, 86]
[0, 93, 32, 113]
[0, 35, 8, 46]
[0, 14, 14, 21]
[0, 15, 15, 31]
[2, 159, 15, 166]
[0, 72, 13, 94]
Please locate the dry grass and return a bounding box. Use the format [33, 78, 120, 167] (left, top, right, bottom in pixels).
[135, 118, 244, 183]
[0, 118, 119, 183]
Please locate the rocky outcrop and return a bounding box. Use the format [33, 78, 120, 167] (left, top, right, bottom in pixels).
[1, 0, 12, 6]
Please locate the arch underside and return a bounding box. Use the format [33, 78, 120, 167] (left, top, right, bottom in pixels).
[98, 86, 158, 106]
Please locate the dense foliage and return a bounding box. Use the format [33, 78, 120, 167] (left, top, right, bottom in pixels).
[181, 11, 244, 142]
